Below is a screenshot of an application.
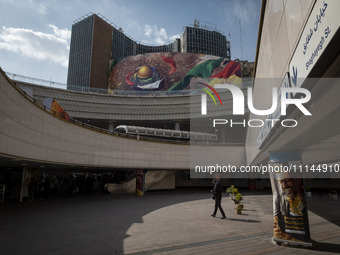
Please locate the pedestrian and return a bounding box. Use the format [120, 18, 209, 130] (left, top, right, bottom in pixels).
[211, 176, 226, 219]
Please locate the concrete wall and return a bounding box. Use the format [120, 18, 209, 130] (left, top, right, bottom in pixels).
[16, 81, 248, 121]
[245, 0, 316, 165]
[255, 0, 315, 79]
[0, 69, 246, 170]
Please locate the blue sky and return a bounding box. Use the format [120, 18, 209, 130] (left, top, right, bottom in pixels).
[0, 0, 261, 84]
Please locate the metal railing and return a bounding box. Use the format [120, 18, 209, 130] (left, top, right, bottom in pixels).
[0, 70, 248, 147]
[6, 71, 200, 96]
[5, 72, 67, 89]
[14, 85, 243, 146]
[17, 85, 231, 145]
[7, 70, 252, 97]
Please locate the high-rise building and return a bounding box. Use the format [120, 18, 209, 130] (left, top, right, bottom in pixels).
[67, 14, 112, 91]
[67, 13, 231, 91]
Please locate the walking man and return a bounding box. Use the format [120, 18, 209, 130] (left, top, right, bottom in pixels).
[211, 176, 226, 219]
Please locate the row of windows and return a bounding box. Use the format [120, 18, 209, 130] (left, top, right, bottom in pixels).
[70, 16, 94, 51]
[186, 41, 227, 49]
[111, 29, 135, 59]
[183, 27, 230, 58]
[67, 16, 94, 87]
[68, 46, 91, 86]
[137, 44, 173, 53]
[67, 67, 90, 88]
[111, 29, 178, 59]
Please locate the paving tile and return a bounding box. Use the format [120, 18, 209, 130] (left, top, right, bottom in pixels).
[0, 189, 339, 255]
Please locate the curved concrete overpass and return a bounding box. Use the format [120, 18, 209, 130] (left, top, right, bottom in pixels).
[0, 69, 246, 170]
[15, 80, 246, 121]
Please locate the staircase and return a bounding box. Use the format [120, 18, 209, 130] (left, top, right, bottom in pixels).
[104, 170, 175, 194]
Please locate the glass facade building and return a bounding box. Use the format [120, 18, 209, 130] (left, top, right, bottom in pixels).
[67, 14, 94, 90]
[181, 26, 230, 59]
[111, 29, 180, 61]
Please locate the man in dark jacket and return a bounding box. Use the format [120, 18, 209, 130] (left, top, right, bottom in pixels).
[211, 177, 226, 219]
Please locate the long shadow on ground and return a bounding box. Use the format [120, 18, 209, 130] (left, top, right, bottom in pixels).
[0, 188, 210, 255]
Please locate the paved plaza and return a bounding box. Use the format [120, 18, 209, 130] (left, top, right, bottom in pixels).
[0, 188, 339, 255]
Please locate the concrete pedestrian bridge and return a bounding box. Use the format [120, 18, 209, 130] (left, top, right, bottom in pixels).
[0, 69, 245, 171]
[13, 76, 248, 121]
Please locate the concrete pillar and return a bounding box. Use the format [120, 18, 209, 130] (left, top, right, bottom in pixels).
[174, 122, 180, 131]
[20, 167, 29, 202]
[216, 127, 227, 144]
[108, 121, 115, 133]
[136, 169, 146, 196]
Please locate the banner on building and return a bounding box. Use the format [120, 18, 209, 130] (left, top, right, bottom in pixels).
[43, 97, 70, 120]
[136, 169, 145, 196]
[270, 167, 311, 245]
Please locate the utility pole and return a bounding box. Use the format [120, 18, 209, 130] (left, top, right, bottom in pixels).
[239, 17, 243, 61]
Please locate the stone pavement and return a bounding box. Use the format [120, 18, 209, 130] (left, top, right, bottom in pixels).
[0, 188, 339, 255]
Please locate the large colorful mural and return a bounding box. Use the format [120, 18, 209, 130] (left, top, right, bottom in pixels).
[108, 53, 242, 92]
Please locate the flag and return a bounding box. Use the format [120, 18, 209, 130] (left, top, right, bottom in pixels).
[168, 57, 224, 91]
[160, 56, 177, 75]
[209, 60, 241, 78]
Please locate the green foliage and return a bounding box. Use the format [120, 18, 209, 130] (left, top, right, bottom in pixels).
[226, 185, 235, 194]
[232, 188, 239, 195]
[235, 193, 243, 202]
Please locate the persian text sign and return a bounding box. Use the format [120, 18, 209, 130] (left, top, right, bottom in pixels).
[289, 0, 340, 88]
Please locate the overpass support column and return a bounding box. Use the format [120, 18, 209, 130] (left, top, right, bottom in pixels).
[217, 128, 227, 143]
[268, 151, 312, 246]
[174, 122, 180, 131]
[20, 167, 29, 202]
[136, 169, 146, 196]
[108, 121, 115, 133]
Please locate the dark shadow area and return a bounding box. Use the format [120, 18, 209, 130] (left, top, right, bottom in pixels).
[237, 188, 272, 196]
[0, 188, 211, 255]
[310, 241, 340, 253]
[306, 189, 340, 227]
[228, 218, 261, 223]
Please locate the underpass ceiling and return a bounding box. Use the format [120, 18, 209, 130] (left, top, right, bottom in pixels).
[251, 61, 340, 166]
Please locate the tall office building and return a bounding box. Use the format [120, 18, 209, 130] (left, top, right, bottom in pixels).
[67, 14, 112, 91]
[67, 14, 231, 91]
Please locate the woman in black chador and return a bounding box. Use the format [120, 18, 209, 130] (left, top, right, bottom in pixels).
[211, 177, 226, 219]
